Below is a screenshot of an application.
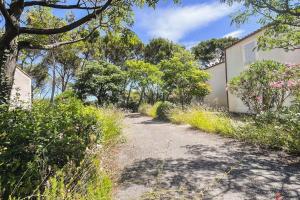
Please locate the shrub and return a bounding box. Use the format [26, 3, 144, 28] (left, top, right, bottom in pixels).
[138, 102, 163, 118]
[156, 101, 176, 121]
[249, 102, 300, 153]
[0, 96, 123, 199]
[138, 103, 152, 116]
[236, 121, 300, 153]
[229, 61, 299, 113]
[149, 101, 162, 118]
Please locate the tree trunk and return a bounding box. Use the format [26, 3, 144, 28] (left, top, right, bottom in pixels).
[0, 0, 24, 104]
[126, 83, 132, 106]
[97, 96, 103, 106]
[50, 52, 56, 103]
[0, 40, 18, 104]
[50, 65, 56, 103]
[138, 87, 145, 107]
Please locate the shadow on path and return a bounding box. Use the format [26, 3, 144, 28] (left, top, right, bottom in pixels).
[117, 115, 300, 199]
[119, 141, 300, 199]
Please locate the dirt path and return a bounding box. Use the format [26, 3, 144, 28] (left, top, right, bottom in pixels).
[115, 113, 300, 200]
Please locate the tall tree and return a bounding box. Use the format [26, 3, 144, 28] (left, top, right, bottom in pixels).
[74, 61, 125, 105]
[159, 49, 210, 107]
[101, 29, 144, 66]
[191, 37, 238, 68]
[221, 0, 300, 50]
[125, 60, 162, 106]
[144, 38, 183, 64]
[0, 0, 178, 104]
[55, 44, 82, 93]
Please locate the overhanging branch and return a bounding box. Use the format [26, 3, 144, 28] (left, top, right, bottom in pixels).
[0, 0, 17, 29]
[19, 25, 100, 50]
[24, 1, 103, 10]
[19, 0, 112, 35]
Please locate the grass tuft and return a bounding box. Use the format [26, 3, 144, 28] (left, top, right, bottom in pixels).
[169, 107, 235, 136]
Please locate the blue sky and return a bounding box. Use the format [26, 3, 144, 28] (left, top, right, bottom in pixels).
[132, 0, 261, 48]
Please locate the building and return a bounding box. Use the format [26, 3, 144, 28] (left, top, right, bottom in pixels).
[10, 67, 32, 107]
[204, 28, 300, 113]
[203, 62, 227, 108]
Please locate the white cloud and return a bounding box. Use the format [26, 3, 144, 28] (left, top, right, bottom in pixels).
[182, 41, 199, 49]
[136, 2, 238, 42]
[223, 30, 245, 38]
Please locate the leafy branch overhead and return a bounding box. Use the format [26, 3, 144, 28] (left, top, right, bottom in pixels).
[0, 0, 180, 102]
[221, 0, 300, 50]
[191, 37, 238, 68]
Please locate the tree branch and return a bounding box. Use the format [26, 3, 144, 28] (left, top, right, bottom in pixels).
[19, 25, 100, 50]
[19, 0, 112, 35]
[0, 0, 17, 29]
[24, 1, 103, 10]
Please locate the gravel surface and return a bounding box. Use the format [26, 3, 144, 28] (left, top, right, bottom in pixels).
[115, 113, 300, 200]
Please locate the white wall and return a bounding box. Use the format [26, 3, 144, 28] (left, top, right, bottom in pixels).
[10, 68, 32, 108]
[226, 31, 300, 113]
[204, 63, 228, 108]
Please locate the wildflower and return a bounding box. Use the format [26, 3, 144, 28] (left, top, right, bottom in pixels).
[285, 63, 296, 68]
[269, 81, 284, 88]
[275, 192, 283, 200]
[255, 96, 262, 102]
[287, 80, 297, 88]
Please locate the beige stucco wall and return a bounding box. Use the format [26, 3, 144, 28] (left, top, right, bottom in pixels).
[204, 63, 228, 108]
[226, 31, 300, 113]
[10, 68, 32, 107]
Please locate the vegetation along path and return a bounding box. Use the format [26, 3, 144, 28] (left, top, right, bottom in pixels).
[115, 113, 300, 200]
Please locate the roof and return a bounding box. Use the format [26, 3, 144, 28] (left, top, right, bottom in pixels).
[225, 26, 267, 50]
[203, 62, 225, 70]
[16, 66, 32, 79]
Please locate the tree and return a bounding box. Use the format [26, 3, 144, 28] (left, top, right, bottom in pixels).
[0, 0, 178, 104]
[18, 49, 47, 95]
[74, 61, 125, 105]
[191, 37, 238, 68]
[144, 38, 183, 64]
[229, 61, 300, 113]
[159, 49, 210, 107]
[101, 29, 144, 66]
[125, 60, 162, 106]
[55, 44, 82, 92]
[221, 0, 300, 50]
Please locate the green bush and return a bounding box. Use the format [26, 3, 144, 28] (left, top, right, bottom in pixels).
[229, 61, 299, 113]
[0, 96, 122, 199]
[156, 101, 175, 121]
[138, 102, 162, 118]
[149, 101, 162, 118]
[236, 122, 300, 153]
[138, 103, 152, 116]
[247, 102, 300, 153]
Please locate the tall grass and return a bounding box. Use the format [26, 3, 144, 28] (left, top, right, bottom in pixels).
[97, 107, 124, 144]
[169, 107, 235, 136]
[11, 157, 113, 200]
[138, 102, 162, 118]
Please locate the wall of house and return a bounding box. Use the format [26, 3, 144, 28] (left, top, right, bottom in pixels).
[10, 68, 32, 107]
[204, 63, 228, 108]
[226, 31, 300, 113]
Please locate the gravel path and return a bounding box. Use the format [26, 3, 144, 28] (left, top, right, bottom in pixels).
[115, 113, 300, 200]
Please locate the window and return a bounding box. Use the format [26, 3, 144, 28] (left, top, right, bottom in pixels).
[243, 41, 256, 65]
